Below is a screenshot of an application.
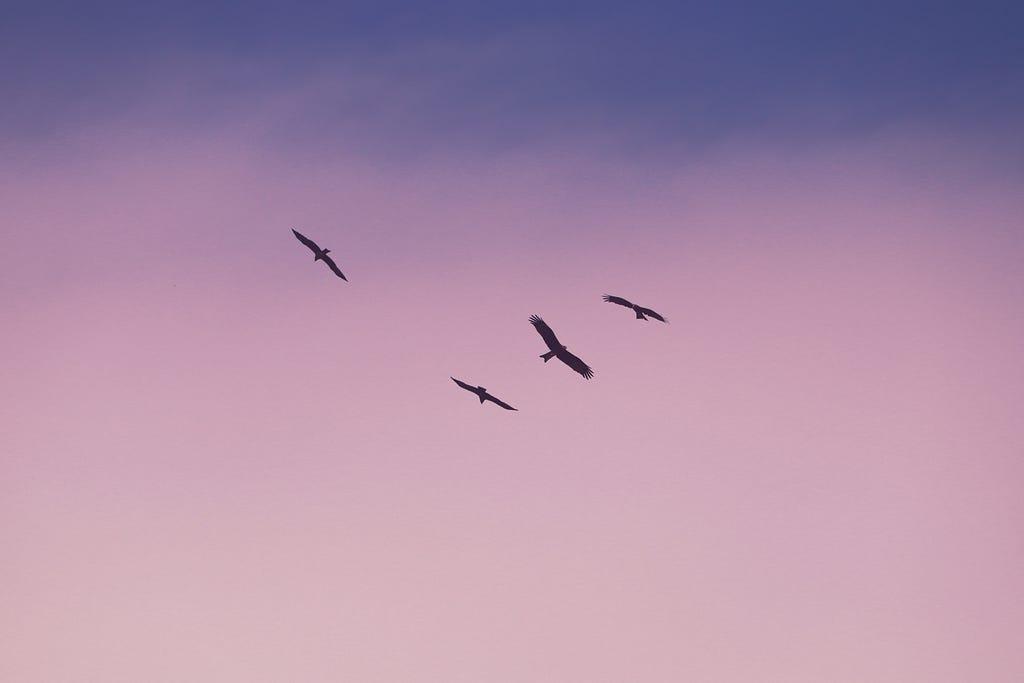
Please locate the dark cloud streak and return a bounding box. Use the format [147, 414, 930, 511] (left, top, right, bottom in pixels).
[3, 0, 1022, 157]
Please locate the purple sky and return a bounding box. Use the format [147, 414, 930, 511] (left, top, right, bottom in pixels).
[3, 2, 1024, 681]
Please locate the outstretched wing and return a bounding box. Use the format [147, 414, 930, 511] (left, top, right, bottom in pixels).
[637, 306, 667, 322]
[451, 377, 477, 393]
[321, 254, 348, 281]
[292, 229, 320, 253]
[484, 393, 518, 411]
[556, 349, 594, 380]
[603, 294, 634, 308]
[529, 315, 562, 351]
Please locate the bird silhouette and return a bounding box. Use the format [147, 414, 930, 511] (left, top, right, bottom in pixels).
[451, 377, 518, 410]
[529, 315, 594, 380]
[292, 229, 347, 281]
[602, 295, 667, 322]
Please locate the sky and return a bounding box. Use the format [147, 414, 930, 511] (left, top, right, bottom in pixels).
[2, 1, 1023, 681]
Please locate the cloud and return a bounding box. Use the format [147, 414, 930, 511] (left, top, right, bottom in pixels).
[3, 0, 1022, 159]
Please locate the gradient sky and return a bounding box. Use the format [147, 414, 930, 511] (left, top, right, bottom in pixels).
[3, 2, 1024, 681]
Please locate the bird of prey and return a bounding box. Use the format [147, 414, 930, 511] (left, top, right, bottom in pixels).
[451, 377, 518, 410]
[292, 229, 347, 281]
[602, 295, 667, 322]
[529, 315, 594, 380]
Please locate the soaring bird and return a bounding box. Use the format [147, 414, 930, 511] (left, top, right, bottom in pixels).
[451, 377, 518, 410]
[529, 315, 594, 380]
[602, 295, 667, 322]
[292, 229, 347, 281]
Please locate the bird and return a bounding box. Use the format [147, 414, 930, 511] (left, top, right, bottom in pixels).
[602, 294, 667, 322]
[292, 229, 347, 281]
[451, 377, 518, 410]
[529, 315, 594, 380]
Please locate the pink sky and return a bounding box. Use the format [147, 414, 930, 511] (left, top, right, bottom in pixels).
[3, 126, 1023, 681]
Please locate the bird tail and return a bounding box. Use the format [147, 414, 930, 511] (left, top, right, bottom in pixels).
[479, 395, 486, 403]
[540, 351, 556, 362]
[635, 309, 647, 320]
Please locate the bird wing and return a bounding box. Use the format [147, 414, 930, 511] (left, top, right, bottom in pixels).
[484, 394, 518, 411]
[292, 229, 320, 253]
[451, 377, 477, 393]
[603, 294, 634, 308]
[637, 307, 667, 322]
[529, 315, 562, 351]
[556, 348, 594, 379]
[321, 254, 348, 281]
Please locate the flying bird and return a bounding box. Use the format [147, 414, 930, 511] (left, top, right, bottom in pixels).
[292, 229, 347, 281]
[451, 377, 518, 410]
[529, 315, 594, 380]
[602, 295, 667, 322]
